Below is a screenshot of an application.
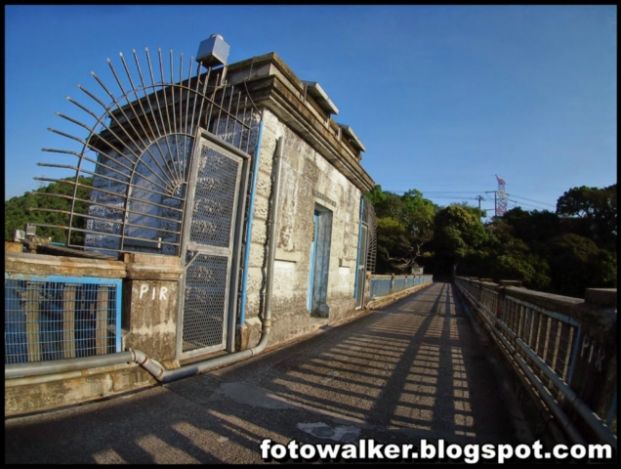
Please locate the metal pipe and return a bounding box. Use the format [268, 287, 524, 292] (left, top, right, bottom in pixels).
[238, 117, 265, 326]
[5, 352, 135, 380]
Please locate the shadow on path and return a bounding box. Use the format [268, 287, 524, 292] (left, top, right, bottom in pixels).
[5, 282, 522, 463]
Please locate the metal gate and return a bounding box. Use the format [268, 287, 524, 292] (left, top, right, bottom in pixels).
[30, 44, 260, 360]
[178, 132, 249, 356]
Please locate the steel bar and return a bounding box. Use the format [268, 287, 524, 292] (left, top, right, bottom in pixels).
[168, 49, 180, 161]
[118, 53, 179, 184]
[134, 50, 177, 178]
[188, 64, 202, 135]
[90, 70, 178, 186]
[63, 93, 173, 190]
[31, 207, 182, 236]
[32, 222, 181, 247]
[194, 68, 212, 135]
[183, 57, 192, 135]
[33, 177, 184, 215]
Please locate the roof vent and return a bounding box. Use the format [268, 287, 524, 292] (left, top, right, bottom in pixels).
[302, 81, 339, 115]
[338, 123, 366, 153]
[196, 34, 230, 67]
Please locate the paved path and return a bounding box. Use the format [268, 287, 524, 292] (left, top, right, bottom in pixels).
[5, 282, 527, 463]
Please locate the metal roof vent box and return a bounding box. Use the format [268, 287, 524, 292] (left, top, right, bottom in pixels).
[197, 33, 230, 67]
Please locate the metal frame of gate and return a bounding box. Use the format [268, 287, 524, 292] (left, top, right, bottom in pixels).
[177, 129, 251, 358]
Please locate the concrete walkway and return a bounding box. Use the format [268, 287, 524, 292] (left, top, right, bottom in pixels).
[5, 282, 527, 463]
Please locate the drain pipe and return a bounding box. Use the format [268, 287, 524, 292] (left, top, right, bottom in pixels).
[238, 116, 266, 329]
[6, 136, 284, 384]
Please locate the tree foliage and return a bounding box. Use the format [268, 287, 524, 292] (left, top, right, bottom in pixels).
[556, 184, 617, 249]
[368, 185, 437, 273]
[4, 178, 92, 244]
[432, 204, 487, 277]
[367, 182, 616, 298]
[545, 233, 616, 297]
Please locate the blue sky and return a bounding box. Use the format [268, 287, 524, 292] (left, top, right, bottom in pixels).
[5, 5, 617, 216]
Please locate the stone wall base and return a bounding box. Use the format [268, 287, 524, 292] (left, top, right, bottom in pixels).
[5, 363, 157, 418]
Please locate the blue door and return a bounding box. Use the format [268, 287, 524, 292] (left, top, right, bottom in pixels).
[307, 206, 332, 316]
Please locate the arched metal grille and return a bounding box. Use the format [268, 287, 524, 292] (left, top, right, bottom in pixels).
[32, 48, 260, 257]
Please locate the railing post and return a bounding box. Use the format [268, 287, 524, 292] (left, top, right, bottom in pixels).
[96, 286, 109, 355]
[25, 283, 41, 362]
[498, 280, 522, 324]
[62, 285, 76, 359]
[569, 288, 617, 423]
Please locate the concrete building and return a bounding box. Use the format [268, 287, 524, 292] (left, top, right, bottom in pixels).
[79, 37, 377, 360]
[5, 36, 385, 414]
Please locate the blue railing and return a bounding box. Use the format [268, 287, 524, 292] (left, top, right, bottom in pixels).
[4, 274, 122, 365]
[369, 274, 432, 298]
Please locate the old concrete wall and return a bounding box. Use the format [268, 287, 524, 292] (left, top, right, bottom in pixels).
[123, 253, 183, 367]
[244, 109, 363, 346]
[5, 251, 126, 278]
[5, 363, 156, 417]
[4, 251, 175, 416]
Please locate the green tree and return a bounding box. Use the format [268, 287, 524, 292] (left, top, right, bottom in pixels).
[5, 178, 92, 244]
[545, 233, 616, 297]
[483, 218, 551, 289]
[395, 189, 437, 271]
[367, 185, 437, 273]
[556, 184, 617, 249]
[432, 204, 487, 277]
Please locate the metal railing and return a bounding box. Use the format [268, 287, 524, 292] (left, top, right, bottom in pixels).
[369, 274, 433, 298]
[5, 274, 122, 365]
[454, 276, 616, 448]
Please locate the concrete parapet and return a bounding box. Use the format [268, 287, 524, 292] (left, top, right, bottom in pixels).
[585, 288, 617, 308]
[366, 281, 433, 310]
[5, 251, 126, 278]
[5, 363, 156, 417]
[5, 241, 23, 253]
[123, 253, 183, 367]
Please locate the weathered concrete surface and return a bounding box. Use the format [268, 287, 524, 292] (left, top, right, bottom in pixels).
[243, 108, 368, 348]
[5, 283, 528, 464]
[5, 363, 157, 417]
[124, 253, 183, 366]
[5, 251, 126, 278]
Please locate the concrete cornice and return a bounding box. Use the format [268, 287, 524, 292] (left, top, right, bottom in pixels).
[228, 55, 375, 193]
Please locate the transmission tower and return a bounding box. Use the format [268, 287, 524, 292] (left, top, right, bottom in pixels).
[495, 175, 508, 217]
